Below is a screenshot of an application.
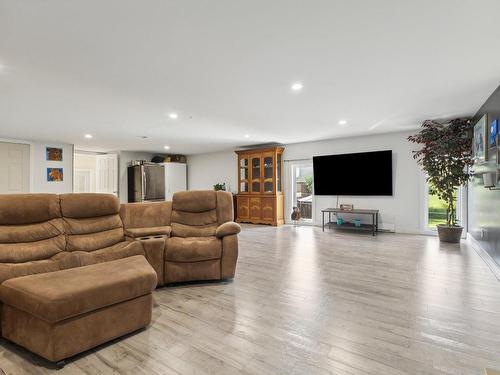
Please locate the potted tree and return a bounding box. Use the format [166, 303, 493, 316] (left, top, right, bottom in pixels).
[408, 118, 474, 243]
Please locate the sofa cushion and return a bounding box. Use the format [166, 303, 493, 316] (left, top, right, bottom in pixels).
[0, 194, 61, 225]
[165, 236, 222, 262]
[125, 226, 171, 238]
[61, 194, 125, 251]
[0, 252, 81, 284]
[60, 193, 120, 218]
[120, 201, 172, 228]
[171, 223, 218, 238]
[171, 209, 217, 226]
[172, 190, 217, 213]
[0, 255, 156, 323]
[75, 240, 144, 266]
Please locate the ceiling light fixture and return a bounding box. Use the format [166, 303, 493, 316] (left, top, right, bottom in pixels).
[164, 145, 171, 150]
[244, 134, 250, 138]
[84, 134, 93, 139]
[291, 82, 303, 92]
[168, 113, 178, 119]
[338, 120, 347, 126]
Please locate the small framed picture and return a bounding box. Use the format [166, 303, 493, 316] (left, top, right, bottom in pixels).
[46, 147, 63, 161]
[490, 118, 498, 148]
[47, 168, 63, 182]
[473, 114, 489, 163]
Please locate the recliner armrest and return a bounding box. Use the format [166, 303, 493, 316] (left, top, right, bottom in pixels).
[216, 222, 241, 238]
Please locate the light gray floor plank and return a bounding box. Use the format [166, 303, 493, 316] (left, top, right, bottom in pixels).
[1, 225, 500, 374]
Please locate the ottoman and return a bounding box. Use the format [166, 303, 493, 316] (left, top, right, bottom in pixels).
[0, 255, 157, 363]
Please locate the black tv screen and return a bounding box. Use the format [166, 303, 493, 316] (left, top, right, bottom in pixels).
[313, 150, 393, 196]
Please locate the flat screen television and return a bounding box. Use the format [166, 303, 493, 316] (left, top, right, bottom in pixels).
[313, 150, 393, 196]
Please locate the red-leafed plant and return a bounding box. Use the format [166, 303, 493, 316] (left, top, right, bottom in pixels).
[408, 118, 474, 227]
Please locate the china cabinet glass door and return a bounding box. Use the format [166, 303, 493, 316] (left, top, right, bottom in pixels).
[263, 153, 274, 193]
[239, 155, 249, 193]
[251, 155, 261, 193]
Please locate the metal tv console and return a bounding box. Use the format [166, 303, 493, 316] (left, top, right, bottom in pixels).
[321, 208, 379, 236]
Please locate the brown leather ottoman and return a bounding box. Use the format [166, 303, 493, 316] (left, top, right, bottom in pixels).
[0, 255, 156, 364]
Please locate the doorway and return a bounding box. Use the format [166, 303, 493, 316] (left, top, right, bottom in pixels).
[0, 142, 30, 194]
[290, 162, 314, 224]
[74, 152, 118, 195]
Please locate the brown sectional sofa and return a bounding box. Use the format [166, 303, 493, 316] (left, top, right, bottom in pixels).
[120, 190, 241, 284]
[0, 190, 240, 365]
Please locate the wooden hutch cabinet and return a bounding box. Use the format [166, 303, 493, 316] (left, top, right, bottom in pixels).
[235, 146, 284, 226]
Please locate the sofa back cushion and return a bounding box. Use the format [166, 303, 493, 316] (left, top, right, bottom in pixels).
[0, 194, 72, 283]
[120, 201, 172, 229]
[170, 190, 233, 237]
[60, 193, 125, 251]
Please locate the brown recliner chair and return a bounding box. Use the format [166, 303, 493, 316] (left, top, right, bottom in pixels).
[165, 190, 240, 283]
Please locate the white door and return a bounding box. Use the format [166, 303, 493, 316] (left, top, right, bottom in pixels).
[96, 154, 118, 195]
[0, 142, 30, 194]
[164, 163, 187, 200]
[74, 169, 92, 192]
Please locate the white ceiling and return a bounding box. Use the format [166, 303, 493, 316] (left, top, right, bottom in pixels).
[1, 0, 500, 154]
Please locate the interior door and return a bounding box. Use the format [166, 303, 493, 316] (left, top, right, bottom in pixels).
[96, 154, 118, 195]
[0, 142, 30, 194]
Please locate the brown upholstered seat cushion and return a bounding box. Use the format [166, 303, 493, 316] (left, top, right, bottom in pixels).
[0, 255, 156, 323]
[165, 237, 222, 262]
[75, 240, 144, 266]
[125, 226, 171, 238]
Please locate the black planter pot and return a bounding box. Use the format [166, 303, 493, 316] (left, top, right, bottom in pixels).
[437, 225, 463, 243]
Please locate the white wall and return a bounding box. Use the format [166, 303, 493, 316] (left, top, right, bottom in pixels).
[0, 138, 74, 193]
[187, 131, 422, 234]
[117, 151, 157, 202]
[187, 151, 238, 192]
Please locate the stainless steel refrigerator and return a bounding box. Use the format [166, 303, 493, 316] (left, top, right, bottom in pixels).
[127, 164, 165, 202]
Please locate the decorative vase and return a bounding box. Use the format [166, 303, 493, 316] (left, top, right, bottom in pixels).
[437, 225, 463, 243]
[336, 217, 344, 225]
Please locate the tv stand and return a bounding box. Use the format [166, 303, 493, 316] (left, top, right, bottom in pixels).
[321, 208, 379, 236]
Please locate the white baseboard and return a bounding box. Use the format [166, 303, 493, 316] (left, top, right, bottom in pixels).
[467, 233, 500, 282]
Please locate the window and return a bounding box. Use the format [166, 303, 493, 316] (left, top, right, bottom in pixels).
[422, 178, 465, 234]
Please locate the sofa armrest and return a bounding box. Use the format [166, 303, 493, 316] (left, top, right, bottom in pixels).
[216, 222, 241, 238]
[135, 237, 165, 287]
[125, 226, 172, 239]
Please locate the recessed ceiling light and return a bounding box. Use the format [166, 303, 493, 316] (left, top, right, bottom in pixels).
[291, 82, 303, 92]
[168, 113, 178, 119]
[338, 120, 347, 126]
[163, 145, 170, 150]
[84, 134, 93, 139]
[244, 134, 250, 138]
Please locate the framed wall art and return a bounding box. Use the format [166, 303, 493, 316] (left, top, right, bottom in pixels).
[473, 114, 488, 163]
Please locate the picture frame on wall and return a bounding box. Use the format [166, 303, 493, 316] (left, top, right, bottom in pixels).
[473, 114, 488, 163]
[490, 118, 499, 148]
[47, 168, 64, 182]
[46, 147, 63, 161]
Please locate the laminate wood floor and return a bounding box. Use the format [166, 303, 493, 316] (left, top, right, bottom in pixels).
[1, 225, 500, 374]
